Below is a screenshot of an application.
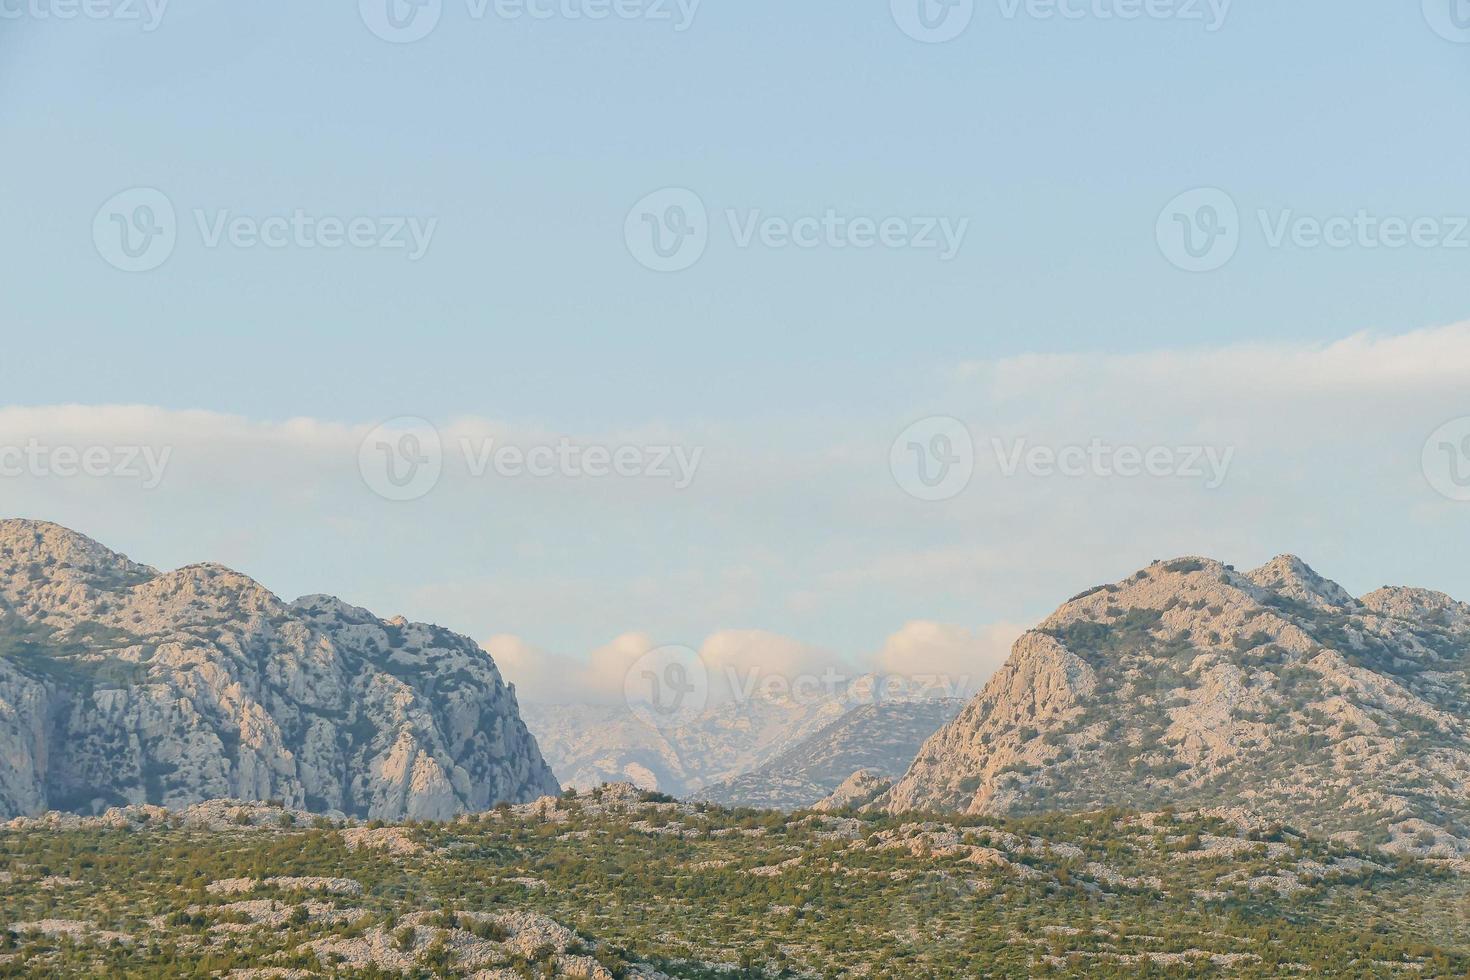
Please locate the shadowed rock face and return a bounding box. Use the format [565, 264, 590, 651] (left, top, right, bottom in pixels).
[0, 520, 559, 820]
[884, 555, 1470, 855]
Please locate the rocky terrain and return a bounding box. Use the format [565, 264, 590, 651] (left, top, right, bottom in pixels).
[524, 674, 954, 797]
[4, 785, 1468, 977]
[0, 520, 559, 821]
[813, 769, 894, 812]
[696, 698, 963, 810]
[884, 555, 1470, 855]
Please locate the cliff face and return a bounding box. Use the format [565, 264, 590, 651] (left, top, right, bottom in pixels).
[885, 555, 1470, 854]
[0, 520, 559, 820]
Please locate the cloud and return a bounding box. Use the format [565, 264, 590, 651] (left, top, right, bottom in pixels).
[5, 319, 1470, 674]
[868, 620, 1026, 698]
[490, 621, 1026, 707]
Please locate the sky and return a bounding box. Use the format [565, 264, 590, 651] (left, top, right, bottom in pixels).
[2, 1, 1469, 703]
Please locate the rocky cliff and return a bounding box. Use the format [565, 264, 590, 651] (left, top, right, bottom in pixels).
[0, 520, 559, 820]
[885, 555, 1470, 854]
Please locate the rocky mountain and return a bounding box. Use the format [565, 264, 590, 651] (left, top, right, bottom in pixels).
[812, 769, 893, 812]
[0, 520, 559, 820]
[696, 698, 963, 810]
[884, 555, 1470, 854]
[524, 675, 956, 798]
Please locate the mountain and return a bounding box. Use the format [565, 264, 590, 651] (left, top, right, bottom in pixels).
[524, 675, 955, 798]
[884, 555, 1470, 854]
[0, 520, 559, 820]
[811, 769, 893, 812]
[696, 698, 963, 810]
[522, 697, 852, 798]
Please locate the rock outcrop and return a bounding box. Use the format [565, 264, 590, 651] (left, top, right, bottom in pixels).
[0, 520, 559, 820]
[884, 555, 1470, 853]
[812, 769, 893, 812]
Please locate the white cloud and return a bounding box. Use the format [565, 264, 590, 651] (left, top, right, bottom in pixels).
[490, 621, 1026, 708]
[868, 620, 1026, 698]
[4, 319, 1469, 681]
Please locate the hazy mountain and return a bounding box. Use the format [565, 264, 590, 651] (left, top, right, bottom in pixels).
[885, 555, 1470, 854]
[696, 698, 963, 810]
[524, 675, 955, 798]
[0, 520, 559, 820]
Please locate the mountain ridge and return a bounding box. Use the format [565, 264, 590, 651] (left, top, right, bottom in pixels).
[0, 519, 559, 820]
[883, 553, 1470, 855]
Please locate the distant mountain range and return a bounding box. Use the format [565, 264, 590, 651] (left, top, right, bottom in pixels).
[0, 520, 558, 820]
[522, 675, 955, 799]
[695, 698, 963, 810]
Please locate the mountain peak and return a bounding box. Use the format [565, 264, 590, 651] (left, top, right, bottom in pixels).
[886, 553, 1470, 853]
[0, 524, 559, 820]
[1246, 554, 1357, 610]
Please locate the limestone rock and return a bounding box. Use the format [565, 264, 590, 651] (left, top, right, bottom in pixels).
[884, 554, 1470, 853]
[0, 520, 559, 819]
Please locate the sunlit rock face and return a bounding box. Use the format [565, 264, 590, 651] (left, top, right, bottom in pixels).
[0, 520, 559, 820]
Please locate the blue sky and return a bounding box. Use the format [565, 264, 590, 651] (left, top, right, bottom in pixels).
[3, 2, 1469, 698]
